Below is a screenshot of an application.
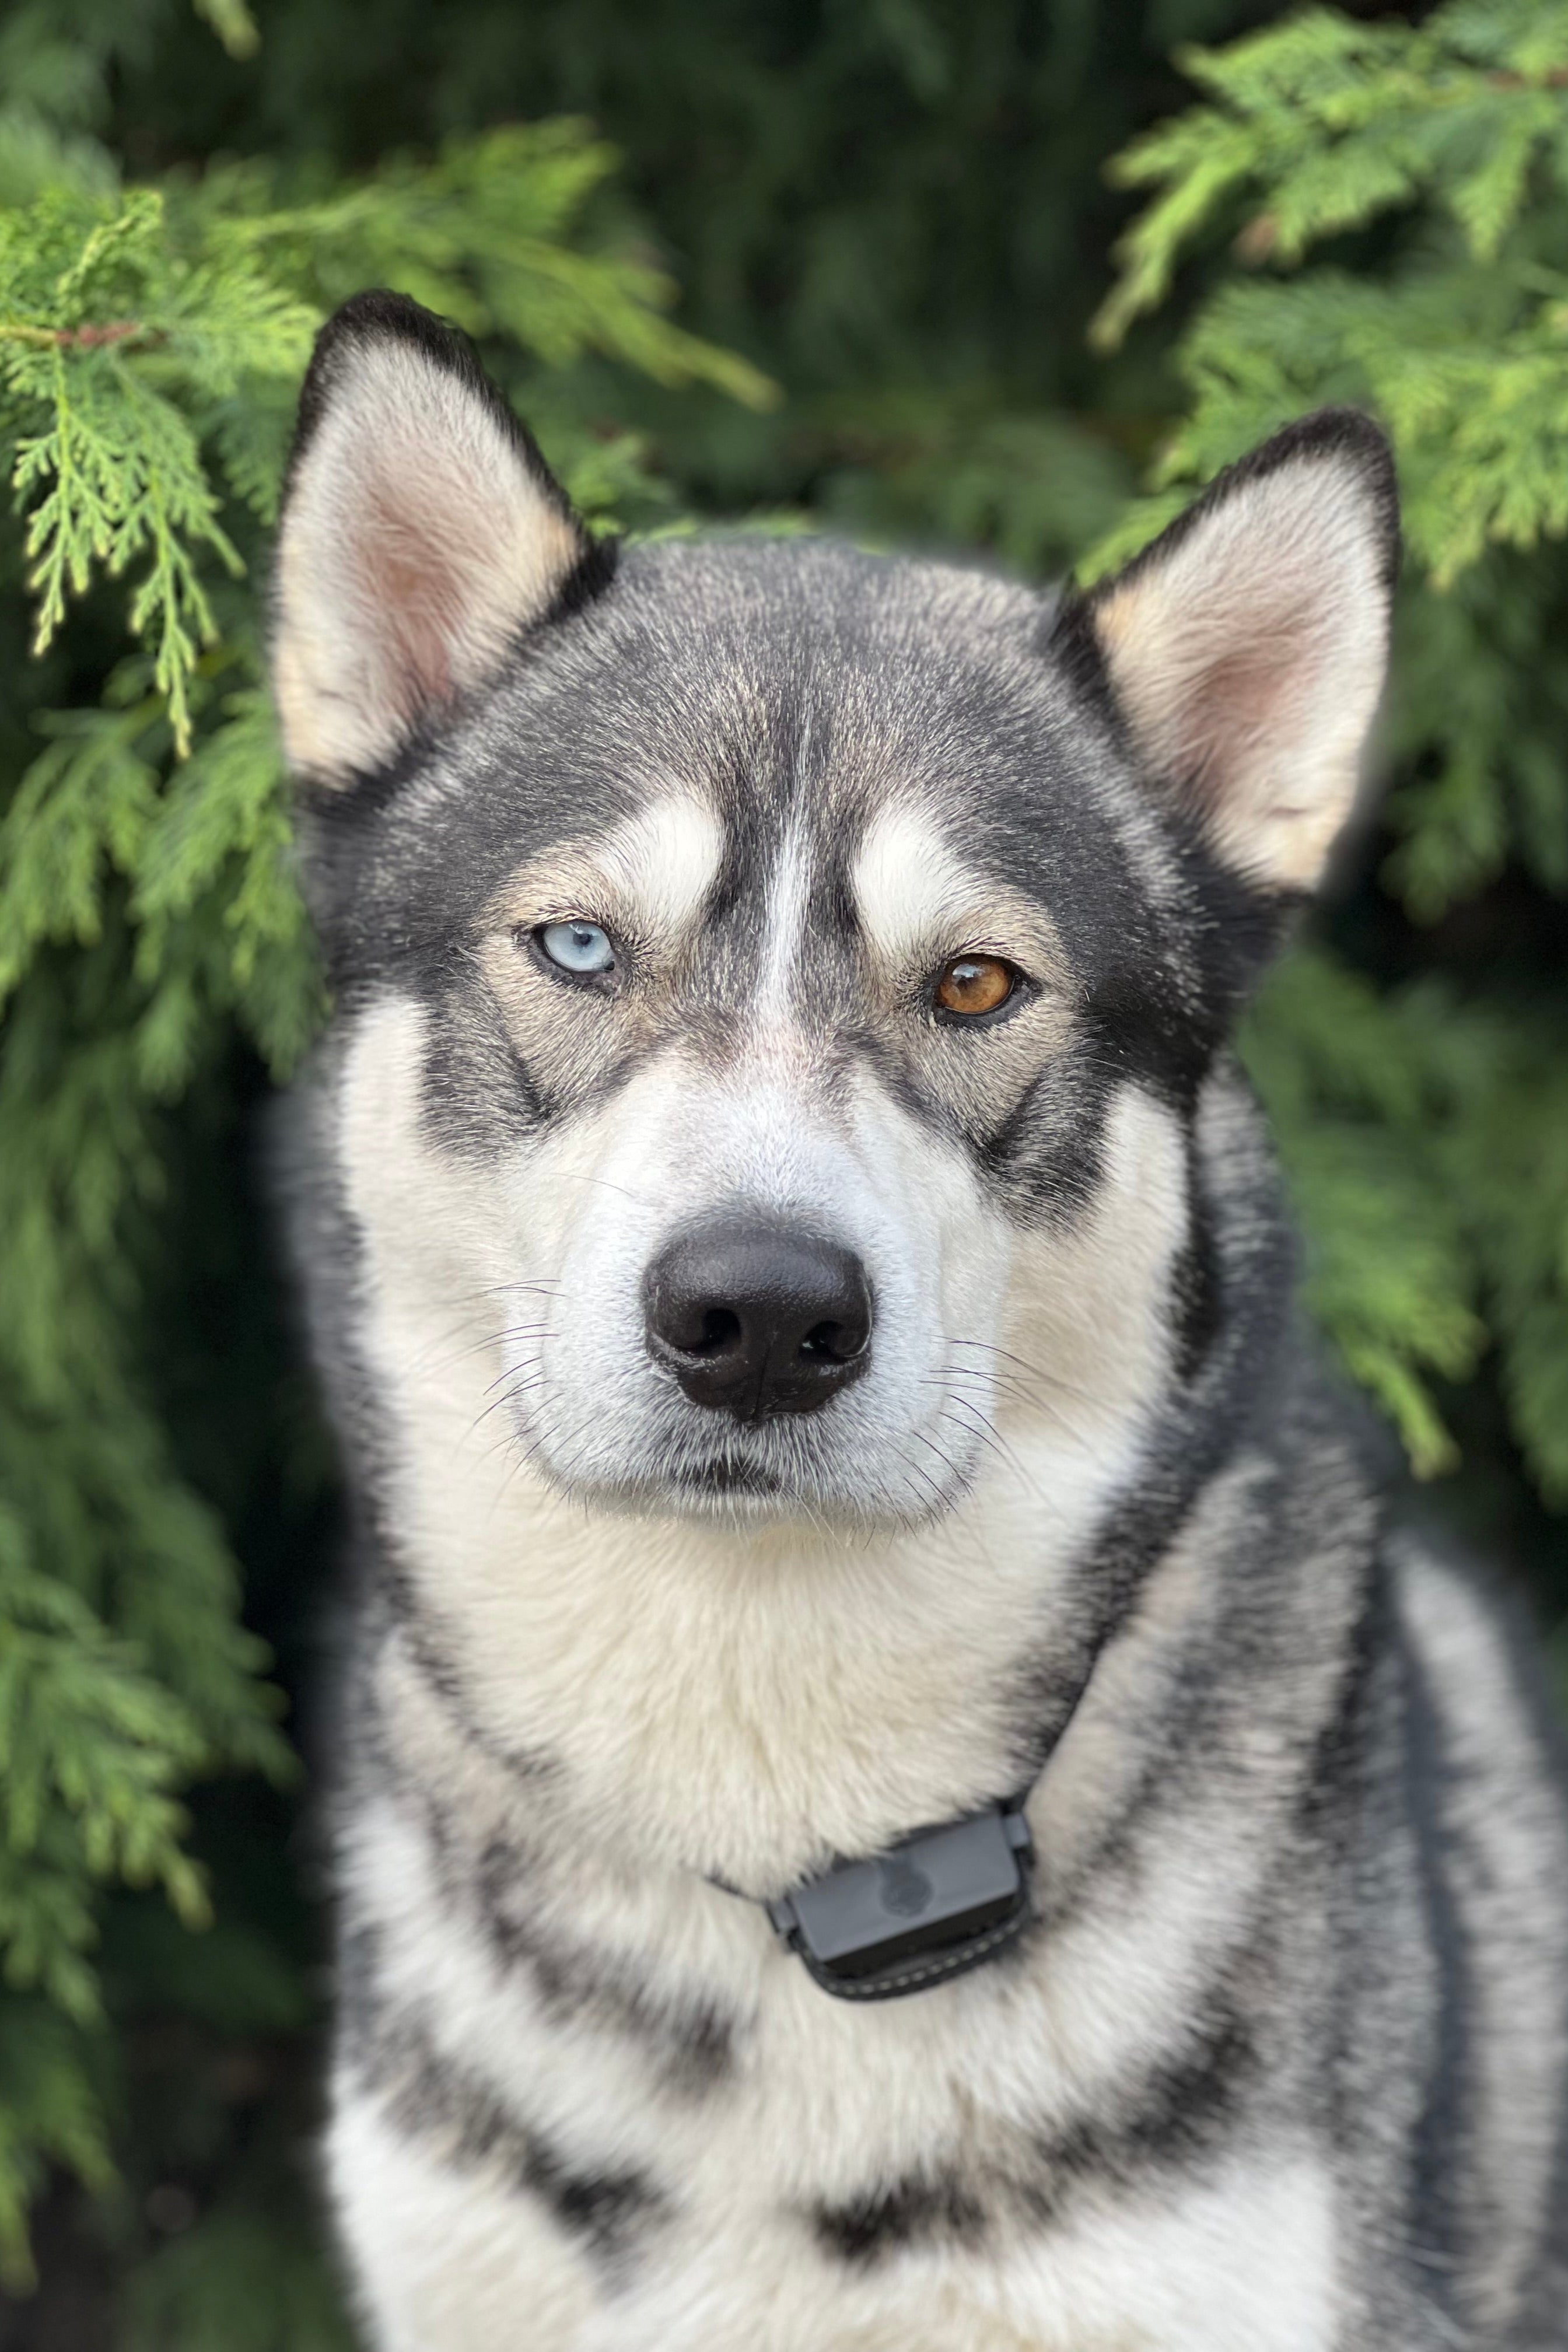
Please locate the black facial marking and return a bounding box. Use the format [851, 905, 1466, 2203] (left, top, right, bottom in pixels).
[1167, 821, 1306, 1038]
[421, 967, 554, 1152]
[975, 1063, 1109, 1228]
[1082, 963, 1209, 1113]
[675, 1457, 783, 1498]
[544, 528, 621, 623]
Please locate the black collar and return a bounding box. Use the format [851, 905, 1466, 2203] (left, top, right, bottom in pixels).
[737, 1795, 1037, 2001]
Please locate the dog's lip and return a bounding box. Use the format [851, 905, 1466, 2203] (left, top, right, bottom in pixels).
[677, 1457, 783, 1497]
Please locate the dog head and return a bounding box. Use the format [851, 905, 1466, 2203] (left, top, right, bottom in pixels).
[275, 292, 1397, 1539]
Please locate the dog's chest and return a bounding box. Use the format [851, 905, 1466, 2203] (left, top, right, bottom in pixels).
[341, 1789, 1339, 2352]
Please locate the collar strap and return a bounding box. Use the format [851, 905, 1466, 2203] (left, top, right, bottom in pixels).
[762, 1800, 1035, 2001]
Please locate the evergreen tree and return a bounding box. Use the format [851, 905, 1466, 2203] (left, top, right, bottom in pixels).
[0, 1, 1561, 2341]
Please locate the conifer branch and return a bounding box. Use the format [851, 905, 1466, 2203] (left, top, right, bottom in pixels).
[0, 320, 149, 350]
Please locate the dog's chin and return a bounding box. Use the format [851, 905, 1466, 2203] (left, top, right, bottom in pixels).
[523, 1427, 969, 1533]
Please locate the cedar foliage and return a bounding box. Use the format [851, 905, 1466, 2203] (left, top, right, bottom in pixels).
[0, 1, 1562, 2341]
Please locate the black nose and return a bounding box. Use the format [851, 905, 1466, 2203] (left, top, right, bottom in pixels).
[644, 1216, 873, 1420]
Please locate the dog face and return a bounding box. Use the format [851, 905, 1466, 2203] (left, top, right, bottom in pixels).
[275, 295, 1396, 1536]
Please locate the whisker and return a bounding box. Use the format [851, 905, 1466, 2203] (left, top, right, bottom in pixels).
[929, 1362, 1040, 1415]
[905, 1425, 968, 1496]
[895, 1444, 951, 1520]
[931, 1355, 1123, 1482]
[936, 1399, 1009, 1475]
[943, 1335, 1098, 1407]
[400, 1281, 568, 1381]
[469, 1359, 552, 1442]
[480, 1333, 561, 1396]
[939, 1399, 1057, 1515]
[552, 1171, 654, 1209]
[471, 1280, 565, 1310]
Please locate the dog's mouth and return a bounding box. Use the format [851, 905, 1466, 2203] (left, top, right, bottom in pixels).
[673, 1456, 783, 1499]
[514, 1378, 975, 1528]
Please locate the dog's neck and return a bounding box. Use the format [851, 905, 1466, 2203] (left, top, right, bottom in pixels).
[359, 1416, 1360, 1936]
[363, 1393, 1118, 1894]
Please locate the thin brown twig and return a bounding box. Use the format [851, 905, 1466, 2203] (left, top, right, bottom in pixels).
[0, 319, 152, 351]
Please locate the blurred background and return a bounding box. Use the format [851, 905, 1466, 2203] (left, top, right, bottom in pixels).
[0, 0, 1564, 2340]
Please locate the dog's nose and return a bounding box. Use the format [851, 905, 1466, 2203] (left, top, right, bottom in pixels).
[643, 1216, 872, 1420]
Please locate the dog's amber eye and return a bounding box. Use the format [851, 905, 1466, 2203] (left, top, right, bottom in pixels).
[934, 956, 1016, 1020]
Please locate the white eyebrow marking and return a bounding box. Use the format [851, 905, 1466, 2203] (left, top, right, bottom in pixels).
[852, 804, 989, 963]
[754, 711, 818, 1024]
[756, 817, 812, 1020]
[597, 794, 723, 938]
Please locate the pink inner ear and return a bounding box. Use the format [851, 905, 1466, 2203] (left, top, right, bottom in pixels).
[1172, 608, 1326, 808]
[354, 481, 482, 718]
[384, 556, 459, 711]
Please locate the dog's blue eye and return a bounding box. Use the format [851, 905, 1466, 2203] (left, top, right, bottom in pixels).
[537, 920, 615, 977]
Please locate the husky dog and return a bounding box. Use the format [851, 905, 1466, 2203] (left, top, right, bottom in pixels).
[272, 290, 1568, 2352]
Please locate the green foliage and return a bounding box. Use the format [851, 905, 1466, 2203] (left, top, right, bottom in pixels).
[2, 190, 294, 748]
[121, 2183, 358, 2352]
[807, 386, 1136, 573]
[200, 128, 774, 405]
[1094, 0, 1568, 1501]
[0, 2000, 114, 2288]
[1097, 2, 1568, 338]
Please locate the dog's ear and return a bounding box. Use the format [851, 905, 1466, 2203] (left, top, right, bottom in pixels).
[1059, 412, 1399, 893]
[273, 291, 606, 785]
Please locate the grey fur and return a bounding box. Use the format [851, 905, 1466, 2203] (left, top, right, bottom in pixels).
[274, 295, 1568, 2351]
